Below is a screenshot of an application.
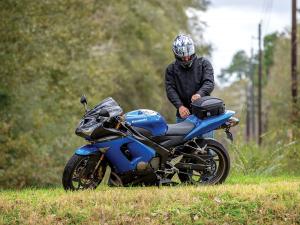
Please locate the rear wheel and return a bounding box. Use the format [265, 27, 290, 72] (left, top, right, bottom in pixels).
[178, 139, 230, 185]
[62, 154, 107, 191]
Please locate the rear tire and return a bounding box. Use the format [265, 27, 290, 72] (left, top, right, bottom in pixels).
[62, 154, 107, 191]
[178, 138, 230, 185]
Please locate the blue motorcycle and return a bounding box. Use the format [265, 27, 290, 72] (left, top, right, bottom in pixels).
[62, 96, 239, 190]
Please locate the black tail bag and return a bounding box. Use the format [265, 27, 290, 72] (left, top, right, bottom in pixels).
[191, 96, 225, 119]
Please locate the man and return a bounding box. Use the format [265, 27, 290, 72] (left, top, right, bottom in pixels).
[165, 34, 215, 136]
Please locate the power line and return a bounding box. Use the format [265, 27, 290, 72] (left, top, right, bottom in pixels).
[263, 0, 274, 35]
[257, 0, 268, 24]
[257, 0, 274, 37]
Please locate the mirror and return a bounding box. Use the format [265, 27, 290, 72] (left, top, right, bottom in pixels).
[80, 95, 87, 105]
[80, 95, 89, 112]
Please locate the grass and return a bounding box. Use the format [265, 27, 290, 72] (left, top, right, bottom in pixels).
[0, 175, 300, 225]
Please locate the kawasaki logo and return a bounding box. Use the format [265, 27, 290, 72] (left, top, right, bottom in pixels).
[132, 118, 147, 123]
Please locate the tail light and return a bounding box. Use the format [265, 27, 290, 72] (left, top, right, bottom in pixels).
[227, 117, 239, 127]
[217, 116, 239, 130]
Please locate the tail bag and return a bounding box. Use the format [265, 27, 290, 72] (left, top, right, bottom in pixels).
[191, 96, 225, 119]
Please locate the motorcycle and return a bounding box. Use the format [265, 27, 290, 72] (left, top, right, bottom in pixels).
[62, 96, 239, 190]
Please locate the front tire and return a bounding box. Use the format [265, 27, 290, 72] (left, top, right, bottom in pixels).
[62, 154, 107, 191]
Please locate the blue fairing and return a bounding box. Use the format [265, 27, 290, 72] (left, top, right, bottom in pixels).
[184, 110, 235, 140]
[75, 136, 155, 173]
[75, 144, 99, 155]
[125, 109, 167, 136]
[75, 110, 235, 174]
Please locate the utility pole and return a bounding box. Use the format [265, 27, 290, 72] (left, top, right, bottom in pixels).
[246, 82, 251, 142]
[246, 47, 255, 142]
[291, 0, 298, 119]
[258, 23, 262, 145]
[250, 48, 256, 140]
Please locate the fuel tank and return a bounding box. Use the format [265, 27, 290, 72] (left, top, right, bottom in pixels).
[125, 109, 167, 136]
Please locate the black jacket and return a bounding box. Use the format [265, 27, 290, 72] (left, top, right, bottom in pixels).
[165, 56, 214, 117]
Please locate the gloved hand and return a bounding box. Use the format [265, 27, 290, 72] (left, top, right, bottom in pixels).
[191, 94, 201, 102]
[179, 106, 190, 118]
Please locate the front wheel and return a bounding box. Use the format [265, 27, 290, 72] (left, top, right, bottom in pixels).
[62, 154, 107, 191]
[178, 139, 230, 185]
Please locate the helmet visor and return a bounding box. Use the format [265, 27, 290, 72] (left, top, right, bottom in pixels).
[175, 53, 195, 63]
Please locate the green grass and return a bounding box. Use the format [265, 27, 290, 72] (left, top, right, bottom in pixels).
[0, 175, 300, 225]
[226, 174, 300, 184]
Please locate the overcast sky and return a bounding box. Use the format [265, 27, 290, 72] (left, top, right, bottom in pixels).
[188, 0, 292, 86]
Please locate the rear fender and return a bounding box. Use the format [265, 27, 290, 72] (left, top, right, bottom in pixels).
[75, 144, 100, 156]
[184, 110, 235, 140]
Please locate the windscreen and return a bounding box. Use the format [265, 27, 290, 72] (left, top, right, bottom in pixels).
[86, 97, 123, 117]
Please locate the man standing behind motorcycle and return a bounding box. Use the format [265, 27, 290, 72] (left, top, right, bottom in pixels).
[165, 34, 215, 136]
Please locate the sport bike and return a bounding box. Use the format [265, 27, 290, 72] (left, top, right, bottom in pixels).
[62, 96, 239, 190]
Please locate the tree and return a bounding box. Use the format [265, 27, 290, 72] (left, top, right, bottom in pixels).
[0, 0, 210, 188]
[263, 32, 278, 80]
[218, 50, 250, 83]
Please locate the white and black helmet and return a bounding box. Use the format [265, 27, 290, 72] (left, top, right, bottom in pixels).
[172, 34, 196, 68]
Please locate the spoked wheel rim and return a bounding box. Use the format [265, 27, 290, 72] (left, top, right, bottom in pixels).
[71, 155, 106, 190]
[180, 145, 226, 185]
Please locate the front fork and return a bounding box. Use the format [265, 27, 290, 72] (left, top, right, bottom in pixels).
[90, 154, 105, 179]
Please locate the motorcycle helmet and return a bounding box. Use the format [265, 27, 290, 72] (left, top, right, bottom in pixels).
[172, 34, 196, 68]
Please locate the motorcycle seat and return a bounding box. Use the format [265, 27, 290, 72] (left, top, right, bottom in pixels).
[166, 121, 195, 136]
